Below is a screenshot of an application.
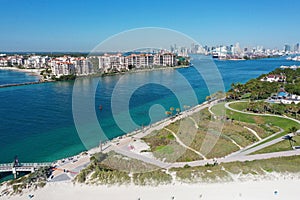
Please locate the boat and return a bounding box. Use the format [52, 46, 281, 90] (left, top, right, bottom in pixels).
[212, 53, 219, 59]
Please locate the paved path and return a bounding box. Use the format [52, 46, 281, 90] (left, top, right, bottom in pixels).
[222, 101, 300, 156]
[225, 101, 300, 124]
[112, 101, 300, 169]
[244, 126, 262, 140]
[168, 149, 300, 169]
[68, 100, 300, 173]
[188, 116, 199, 129]
[113, 147, 170, 168]
[226, 127, 284, 158]
[164, 127, 207, 160]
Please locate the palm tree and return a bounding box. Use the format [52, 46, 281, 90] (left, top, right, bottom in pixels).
[230, 83, 236, 100]
[183, 105, 188, 111]
[283, 135, 296, 148]
[289, 126, 298, 134]
[165, 111, 172, 117]
[170, 107, 175, 115]
[176, 108, 180, 115]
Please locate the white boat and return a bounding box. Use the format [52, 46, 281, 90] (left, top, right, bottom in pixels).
[292, 56, 300, 61]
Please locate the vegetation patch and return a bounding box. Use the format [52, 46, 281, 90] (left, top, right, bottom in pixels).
[170, 155, 300, 183]
[132, 170, 172, 186]
[1, 167, 52, 196]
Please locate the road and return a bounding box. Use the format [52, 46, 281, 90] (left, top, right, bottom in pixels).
[111, 101, 300, 169]
[49, 100, 300, 180]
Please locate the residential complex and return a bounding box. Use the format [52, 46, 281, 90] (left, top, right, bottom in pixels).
[0, 52, 178, 78]
[260, 74, 286, 83]
[96, 52, 176, 73]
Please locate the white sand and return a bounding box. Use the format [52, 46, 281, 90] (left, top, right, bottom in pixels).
[2, 178, 299, 200]
[0, 67, 41, 76]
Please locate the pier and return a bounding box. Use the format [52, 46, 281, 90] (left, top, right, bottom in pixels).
[0, 162, 52, 179]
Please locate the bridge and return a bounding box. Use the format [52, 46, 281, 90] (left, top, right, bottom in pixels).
[0, 162, 52, 179]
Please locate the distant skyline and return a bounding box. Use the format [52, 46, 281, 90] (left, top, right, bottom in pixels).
[1, 0, 300, 52]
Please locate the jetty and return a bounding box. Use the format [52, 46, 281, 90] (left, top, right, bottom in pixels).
[0, 158, 52, 179]
[0, 81, 42, 89]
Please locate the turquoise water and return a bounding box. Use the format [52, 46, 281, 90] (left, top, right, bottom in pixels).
[0, 56, 298, 171]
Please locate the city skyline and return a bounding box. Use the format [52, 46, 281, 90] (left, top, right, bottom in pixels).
[1, 0, 300, 51]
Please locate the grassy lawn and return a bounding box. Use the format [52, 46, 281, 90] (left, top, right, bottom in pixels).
[210, 101, 300, 154]
[222, 121, 258, 146]
[252, 135, 300, 154]
[132, 170, 172, 186]
[229, 101, 250, 111]
[144, 107, 268, 160]
[100, 151, 159, 173]
[240, 122, 279, 139]
[210, 102, 227, 116]
[143, 129, 201, 162]
[212, 102, 300, 139]
[170, 155, 300, 183]
[144, 101, 300, 161]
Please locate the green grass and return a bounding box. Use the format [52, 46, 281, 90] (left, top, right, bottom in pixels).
[143, 126, 201, 162]
[210, 102, 227, 116]
[252, 135, 300, 154]
[229, 101, 250, 111]
[133, 170, 172, 186]
[210, 101, 300, 154]
[144, 107, 275, 160]
[100, 151, 159, 173]
[170, 155, 300, 183]
[155, 145, 174, 154]
[212, 102, 300, 138]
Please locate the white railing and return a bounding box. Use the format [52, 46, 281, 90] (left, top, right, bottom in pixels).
[0, 162, 52, 168]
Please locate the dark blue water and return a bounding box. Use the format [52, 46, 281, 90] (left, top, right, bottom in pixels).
[0, 56, 298, 169]
[0, 69, 38, 85]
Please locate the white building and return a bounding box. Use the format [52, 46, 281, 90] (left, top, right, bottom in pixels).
[97, 52, 177, 73]
[49, 56, 94, 77]
[260, 74, 286, 82]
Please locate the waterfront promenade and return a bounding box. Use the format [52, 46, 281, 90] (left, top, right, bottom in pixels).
[0, 162, 51, 178]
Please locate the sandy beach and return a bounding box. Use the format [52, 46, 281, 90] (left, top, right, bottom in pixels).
[2, 177, 300, 200]
[0, 67, 41, 77]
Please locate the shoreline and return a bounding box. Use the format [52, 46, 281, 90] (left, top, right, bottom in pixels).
[0, 67, 42, 77]
[0, 65, 190, 88]
[0, 99, 212, 185]
[74, 64, 190, 79]
[43, 100, 213, 184]
[2, 176, 300, 200]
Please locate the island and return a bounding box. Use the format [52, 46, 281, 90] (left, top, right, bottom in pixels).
[1, 66, 300, 199]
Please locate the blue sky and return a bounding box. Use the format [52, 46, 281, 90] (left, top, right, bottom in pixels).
[0, 0, 299, 51]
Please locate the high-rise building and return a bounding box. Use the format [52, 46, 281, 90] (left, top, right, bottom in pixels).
[284, 44, 291, 52]
[294, 43, 299, 52]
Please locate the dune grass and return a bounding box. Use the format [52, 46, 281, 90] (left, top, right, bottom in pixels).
[171, 155, 300, 183]
[144, 107, 268, 160]
[142, 129, 201, 162]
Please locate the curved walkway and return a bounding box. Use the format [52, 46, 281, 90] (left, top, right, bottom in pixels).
[243, 126, 262, 140]
[105, 100, 300, 170]
[164, 128, 207, 160]
[224, 135, 243, 150]
[227, 126, 284, 157]
[188, 117, 199, 129]
[225, 101, 300, 125]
